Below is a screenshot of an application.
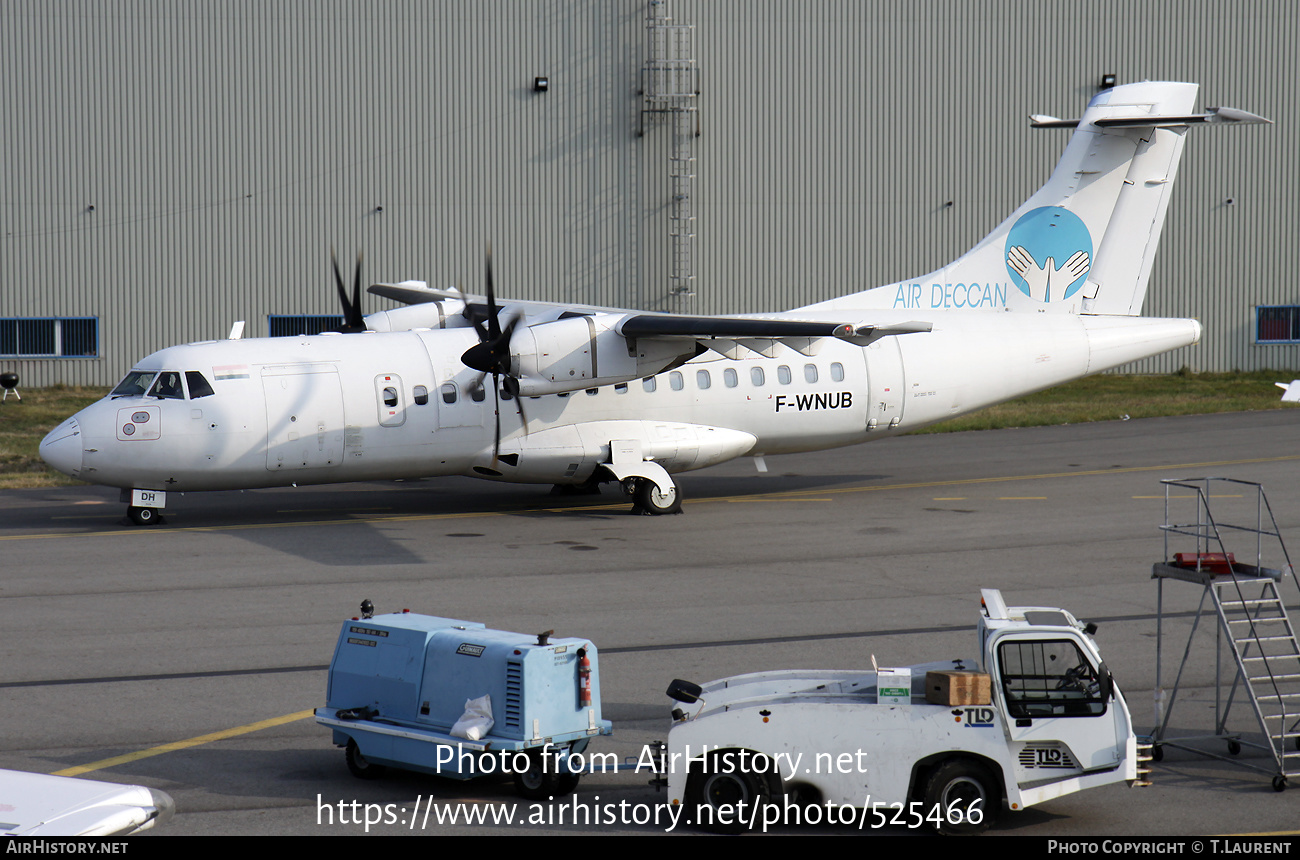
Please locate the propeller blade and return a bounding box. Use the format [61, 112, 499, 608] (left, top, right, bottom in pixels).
[350, 253, 364, 329]
[330, 249, 367, 333]
[504, 376, 529, 435]
[331, 249, 354, 321]
[454, 283, 490, 341]
[485, 244, 500, 342]
[491, 373, 502, 468]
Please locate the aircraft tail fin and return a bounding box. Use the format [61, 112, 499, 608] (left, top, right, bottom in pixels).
[807, 82, 1267, 316]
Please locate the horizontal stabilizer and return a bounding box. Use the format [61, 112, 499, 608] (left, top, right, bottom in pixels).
[1031, 105, 1271, 129]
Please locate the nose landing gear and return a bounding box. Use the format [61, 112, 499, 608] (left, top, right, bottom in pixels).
[127, 506, 164, 526]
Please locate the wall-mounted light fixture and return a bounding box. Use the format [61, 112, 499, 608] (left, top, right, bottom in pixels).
[534, 76, 549, 93]
[1100, 73, 1117, 90]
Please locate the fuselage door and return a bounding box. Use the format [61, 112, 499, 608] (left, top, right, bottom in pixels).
[262, 364, 345, 471]
[865, 338, 906, 431]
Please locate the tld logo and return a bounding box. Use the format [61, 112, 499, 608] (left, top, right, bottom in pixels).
[962, 707, 995, 727]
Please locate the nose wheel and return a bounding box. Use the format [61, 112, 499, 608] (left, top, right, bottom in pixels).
[127, 506, 163, 526]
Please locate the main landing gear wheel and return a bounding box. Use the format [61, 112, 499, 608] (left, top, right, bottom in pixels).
[923, 758, 999, 835]
[345, 738, 386, 780]
[632, 478, 682, 515]
[127, 506, 160, 526]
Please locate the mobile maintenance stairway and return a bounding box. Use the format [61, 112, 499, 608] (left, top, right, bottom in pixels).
[1150, 477, 1300, 791]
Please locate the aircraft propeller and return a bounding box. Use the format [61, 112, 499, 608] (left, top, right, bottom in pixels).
[458, 247, 528, 465]
[331, 249, 368, 333]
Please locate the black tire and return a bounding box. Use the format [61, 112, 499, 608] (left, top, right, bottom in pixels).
[345, 738, 386, 780]
[684, 752, 771, 835]
[1151, 744, 1164, 762]
[554, 769, 581, 797]
[128, 506, 158, 526]
[1273, 775, 1288, 793]
[923, 759, 999, 835]
[633, 479, 682, 515]
[513, 750, 559, 801]
[1227, 739, 1242, 756]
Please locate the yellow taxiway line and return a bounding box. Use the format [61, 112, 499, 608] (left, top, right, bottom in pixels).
[52, 709, 315, 777]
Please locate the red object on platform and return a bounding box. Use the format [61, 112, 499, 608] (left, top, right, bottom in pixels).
[1173, 552, 1236, 573]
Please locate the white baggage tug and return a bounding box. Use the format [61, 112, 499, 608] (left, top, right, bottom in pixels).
[662, 589, 1143, 833]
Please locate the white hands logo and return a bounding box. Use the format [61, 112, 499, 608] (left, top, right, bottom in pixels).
[1006, 247, 1090, 302]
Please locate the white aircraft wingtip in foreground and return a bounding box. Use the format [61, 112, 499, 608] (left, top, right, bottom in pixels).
[41, 82, 1267, 524]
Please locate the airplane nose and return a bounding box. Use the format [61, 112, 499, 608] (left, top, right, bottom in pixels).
[40, 417, 83, 478]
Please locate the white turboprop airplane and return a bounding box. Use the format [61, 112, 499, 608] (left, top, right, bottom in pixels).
[41, 82, 1267, 525]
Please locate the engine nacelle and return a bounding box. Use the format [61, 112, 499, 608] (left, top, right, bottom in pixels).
[365, 299, 471, 332]
[510, 314, 690, 396]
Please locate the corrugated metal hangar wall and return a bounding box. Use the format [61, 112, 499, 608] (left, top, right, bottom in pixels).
[2, 0, 1296, 387]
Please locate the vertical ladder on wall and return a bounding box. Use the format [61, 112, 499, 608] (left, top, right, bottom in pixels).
[641, 0, 699, 315]
[1151, 477, 1300, 791]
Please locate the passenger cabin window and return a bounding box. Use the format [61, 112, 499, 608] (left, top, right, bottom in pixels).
[185, 371, 215, 399]
[149, 371, 185, 400]
[998, 639, 1107, 718]
[586, 388, 599, 396]
[696, 370, 711, 390]
[441, 383, 458, 404]
[669, 371, 684, 391]
[615, 383, 628, 394]
[724, 368, 738, 388]
[382, 387, 399, 408]
[804, 364, 818, 384]
[831, 362, 845, 382]
[777, 365, 792, 385]
[470, 382, 487, 402]
[750, 367, 765, 387]
[413, 385, 429, 405]
[643, 377, 657, 393]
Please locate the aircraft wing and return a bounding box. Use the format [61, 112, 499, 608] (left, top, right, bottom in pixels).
[0, 769, 175, 836]
[618, 314, 931, 346]
[370, 282, 471, 305]
[369, 281, 627, 316]
[368, 282, 932, 356]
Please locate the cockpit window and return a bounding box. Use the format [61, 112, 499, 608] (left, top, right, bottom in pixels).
[185, 371, 215, 399]
[111, 370, 156, 398]
[148, 371, 185, 400]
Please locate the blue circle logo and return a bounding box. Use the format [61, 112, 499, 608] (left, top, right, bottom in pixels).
[1004, 207, 1093, 302]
